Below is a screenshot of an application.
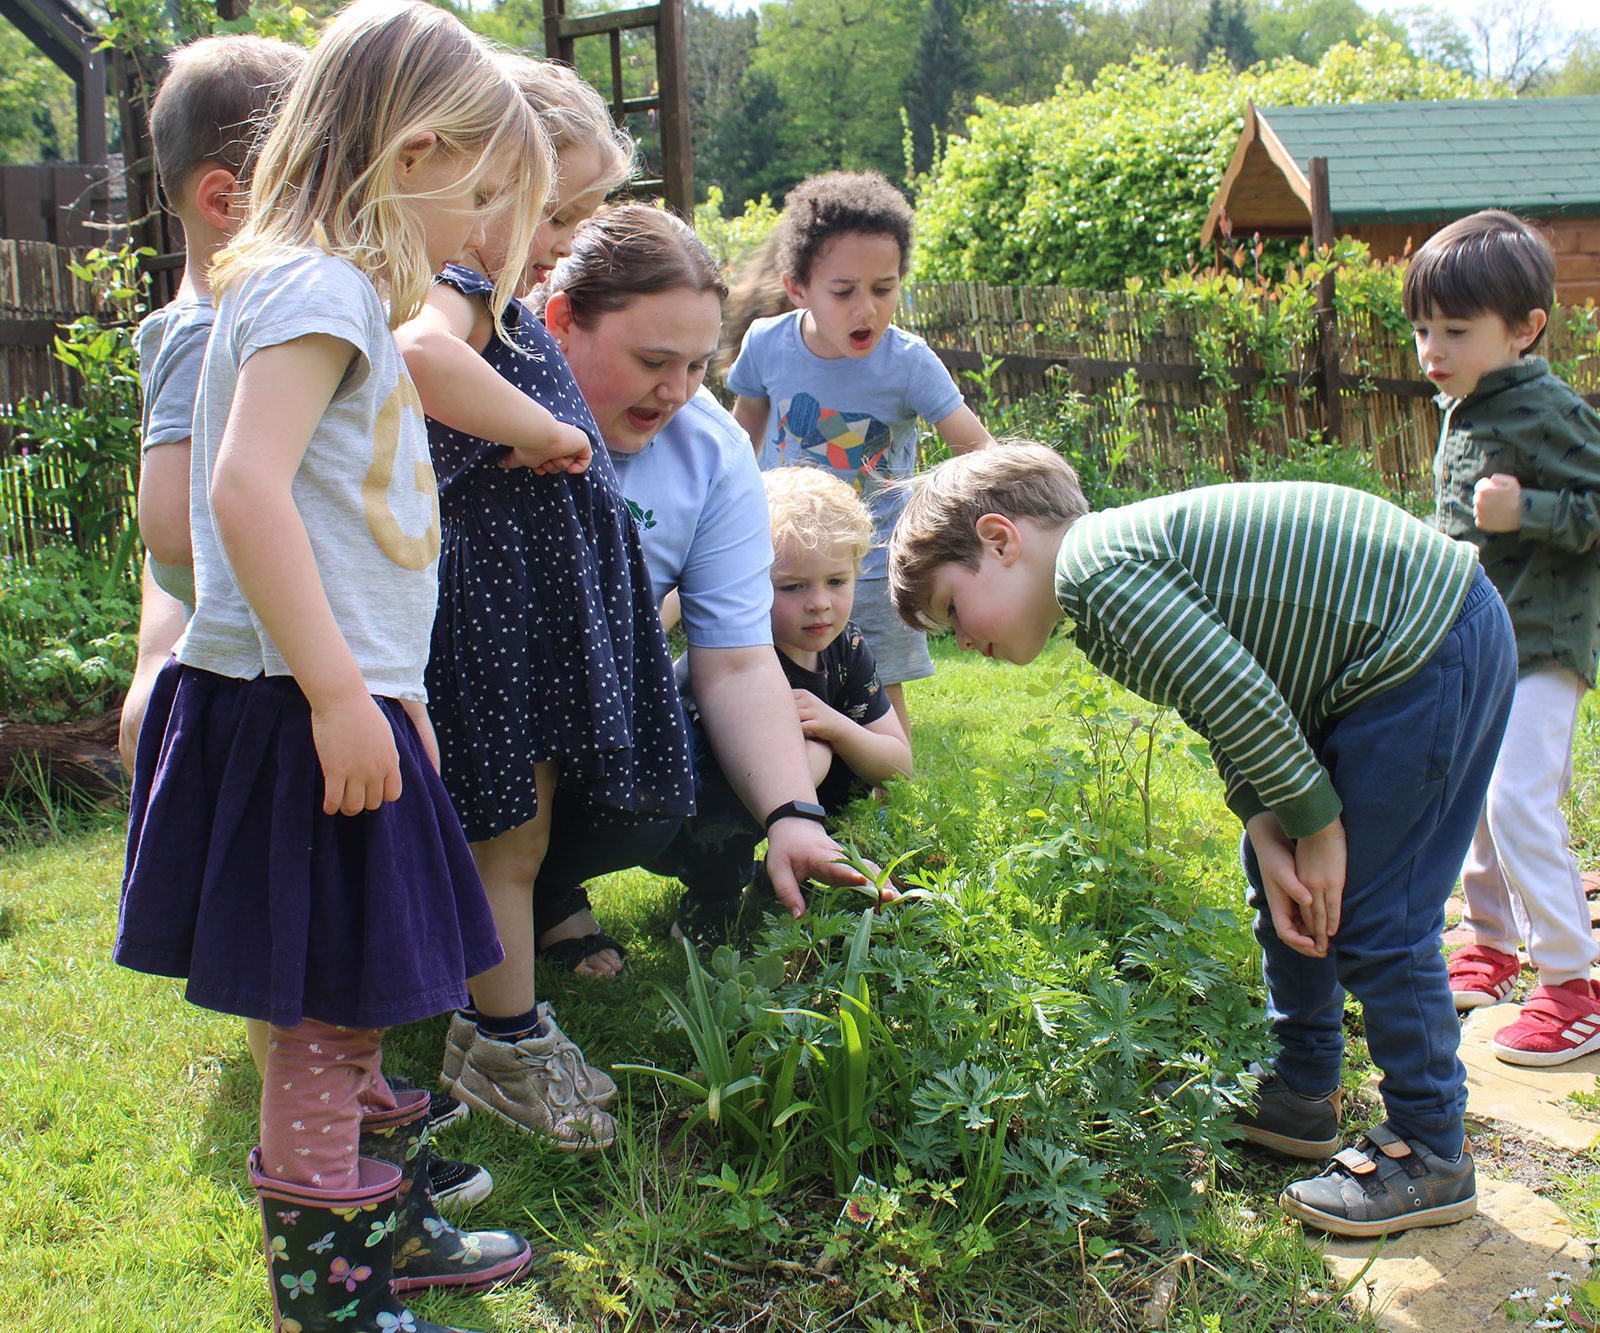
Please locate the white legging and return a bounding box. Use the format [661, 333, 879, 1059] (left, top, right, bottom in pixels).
[1461, 666, 1595, 985]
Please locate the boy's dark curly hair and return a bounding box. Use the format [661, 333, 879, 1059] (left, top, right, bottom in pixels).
[775, 171, 914, 285]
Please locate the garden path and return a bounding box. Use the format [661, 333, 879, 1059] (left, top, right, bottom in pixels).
[1311, 873, 1600, 1330]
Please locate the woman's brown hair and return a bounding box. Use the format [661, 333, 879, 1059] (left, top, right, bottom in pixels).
[544, 205, 728, 326]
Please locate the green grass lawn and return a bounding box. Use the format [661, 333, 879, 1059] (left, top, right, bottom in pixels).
[5, 637, 1597, 1332]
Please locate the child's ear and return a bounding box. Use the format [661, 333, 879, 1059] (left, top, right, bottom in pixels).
[194, 167, 241, 229]
[1515, 309, 1548, 353]
[781, 272, 810, 309]
[396, 131, 440, 182]
[974, 513, 1022, 563]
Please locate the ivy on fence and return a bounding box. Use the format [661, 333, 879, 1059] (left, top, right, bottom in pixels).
[900, 242, 1600, 508]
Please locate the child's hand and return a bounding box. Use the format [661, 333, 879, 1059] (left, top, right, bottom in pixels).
[1473, 474, 1523, 532]
[1246, 811, 1324, 958]
[500, 419, 592, 475]
[792, 689, 841, 744]
[1294, 816, 1346, 949]
[311, 693, 402, 816]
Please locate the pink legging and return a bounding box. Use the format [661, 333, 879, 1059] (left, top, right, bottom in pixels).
[258, 1019, 398, 1191]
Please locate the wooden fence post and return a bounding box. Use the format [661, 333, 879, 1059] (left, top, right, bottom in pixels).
[1310, 157, 1343, 442]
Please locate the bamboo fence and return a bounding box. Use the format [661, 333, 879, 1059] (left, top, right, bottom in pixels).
[4, 245, 1600, 567]
[898, 280, 1600, 501]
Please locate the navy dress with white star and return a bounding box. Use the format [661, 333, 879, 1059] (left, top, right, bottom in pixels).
[424, 264, 693, 842]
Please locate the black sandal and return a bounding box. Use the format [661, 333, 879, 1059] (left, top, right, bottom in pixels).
[536, 886, 628, 975]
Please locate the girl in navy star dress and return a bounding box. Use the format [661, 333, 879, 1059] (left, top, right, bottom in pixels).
[397, 55, 693, 1143]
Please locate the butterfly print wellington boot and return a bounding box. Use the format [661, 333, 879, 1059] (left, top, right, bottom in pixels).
[358, 1089, 534, 1294]
[250, 1148, 480, 1333]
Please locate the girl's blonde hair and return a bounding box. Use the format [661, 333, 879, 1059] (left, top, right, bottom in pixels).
[213, 0, 546, 330]
[764, 466, 873, 572]
[498, 54, 635, 197]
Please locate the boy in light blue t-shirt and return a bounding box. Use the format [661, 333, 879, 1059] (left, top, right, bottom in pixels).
[728, 170, 994, 746]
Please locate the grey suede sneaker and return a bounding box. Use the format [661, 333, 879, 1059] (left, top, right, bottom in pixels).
[537, 1001, 619, 1108]
[440, 1011, 476, 1088]
[441, 1009, 617, 1109]
[451, 1031, 616, 1151]
[1233, 1062, 1343, 1159]
[1280, 1125, 1476, 1238]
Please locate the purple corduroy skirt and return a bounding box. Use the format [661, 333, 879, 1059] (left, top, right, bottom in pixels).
[116, 661, 503, 1028]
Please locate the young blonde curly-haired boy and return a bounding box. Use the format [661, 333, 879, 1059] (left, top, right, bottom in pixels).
[650, 466, 913, 944]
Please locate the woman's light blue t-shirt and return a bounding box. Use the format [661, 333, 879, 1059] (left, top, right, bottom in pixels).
[606, 387, 774, 650]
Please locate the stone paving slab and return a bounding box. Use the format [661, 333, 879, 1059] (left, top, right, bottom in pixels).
[1318, 1176, 1589, 1331]
[1460, 1005, 1600, 1153]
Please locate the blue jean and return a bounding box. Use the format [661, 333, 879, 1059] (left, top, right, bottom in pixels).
[1241, 570, 1515, 1158]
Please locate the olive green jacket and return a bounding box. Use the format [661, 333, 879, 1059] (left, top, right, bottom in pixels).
[1434, 357, 1600, 686]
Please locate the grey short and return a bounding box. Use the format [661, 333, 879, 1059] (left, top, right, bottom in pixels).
[849, 577, 934, 686]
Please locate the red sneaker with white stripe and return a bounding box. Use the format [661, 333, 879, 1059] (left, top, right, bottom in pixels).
[1446, 944, 1519, 1011]
[1491, 980, 1600, 1067]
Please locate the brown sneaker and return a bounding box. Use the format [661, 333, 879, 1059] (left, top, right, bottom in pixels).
[451, 1032, 616, 1151]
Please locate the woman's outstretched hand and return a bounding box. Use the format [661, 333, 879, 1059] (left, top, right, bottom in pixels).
[762, 816, 881, 917]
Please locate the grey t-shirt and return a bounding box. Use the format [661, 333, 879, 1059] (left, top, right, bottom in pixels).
[178, 249, 441, 702]
[136, 295, 214, 608]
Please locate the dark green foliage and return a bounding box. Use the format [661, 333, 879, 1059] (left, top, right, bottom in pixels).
[625, 675, 1270, 1256]
[903, 0, 981, 179]
[1197, 0, 1258, 69]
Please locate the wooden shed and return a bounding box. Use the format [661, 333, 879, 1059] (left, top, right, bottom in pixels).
[1202, 97, 1600, 306]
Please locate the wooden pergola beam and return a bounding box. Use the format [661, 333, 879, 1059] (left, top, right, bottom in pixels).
[0, 0, 106, 162]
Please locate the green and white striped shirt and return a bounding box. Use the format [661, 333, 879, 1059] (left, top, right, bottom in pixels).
[1055, 482, 1480, 837]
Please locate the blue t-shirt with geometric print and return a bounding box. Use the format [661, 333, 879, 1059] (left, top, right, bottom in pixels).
[729, 309, 963, 579]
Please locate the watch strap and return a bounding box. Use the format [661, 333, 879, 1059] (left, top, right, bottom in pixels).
[763, 799, 828, 830]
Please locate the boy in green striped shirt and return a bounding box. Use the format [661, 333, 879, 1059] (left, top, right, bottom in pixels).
[887, 444, 1517, 1238]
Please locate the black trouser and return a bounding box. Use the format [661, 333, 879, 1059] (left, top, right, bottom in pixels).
[531, 785, 682, 929]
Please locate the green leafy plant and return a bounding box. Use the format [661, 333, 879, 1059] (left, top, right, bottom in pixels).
[775, 906, 879, 1194]
[615, 938, 812, 1173]
[0, 544, 137, 722]
[2, 246, 151, 587]
[914, 38, 1491, 289]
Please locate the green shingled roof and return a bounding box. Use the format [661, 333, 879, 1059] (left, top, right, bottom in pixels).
[1256, 97, 1600, 223]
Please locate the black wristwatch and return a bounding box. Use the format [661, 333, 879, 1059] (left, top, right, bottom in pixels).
[763, 799, 827, 830]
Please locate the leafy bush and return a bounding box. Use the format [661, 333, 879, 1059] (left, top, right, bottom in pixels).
[1, 246, 149, 585]
[0, 545, 137, 722]
[0, 246, 149, 722]
[913, 38, 1492, 289]
[626, 668, 1268, 1257]
[694, 186, 783, 275]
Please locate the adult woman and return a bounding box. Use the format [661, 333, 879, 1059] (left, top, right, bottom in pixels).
[536, 205, 865, 976]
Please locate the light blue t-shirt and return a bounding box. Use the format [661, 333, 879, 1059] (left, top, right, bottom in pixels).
[180, 250, 441, 702]
[728, 309, 963, 578]
[136, 295, 214, 609]
[607, 387, 773, 650]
